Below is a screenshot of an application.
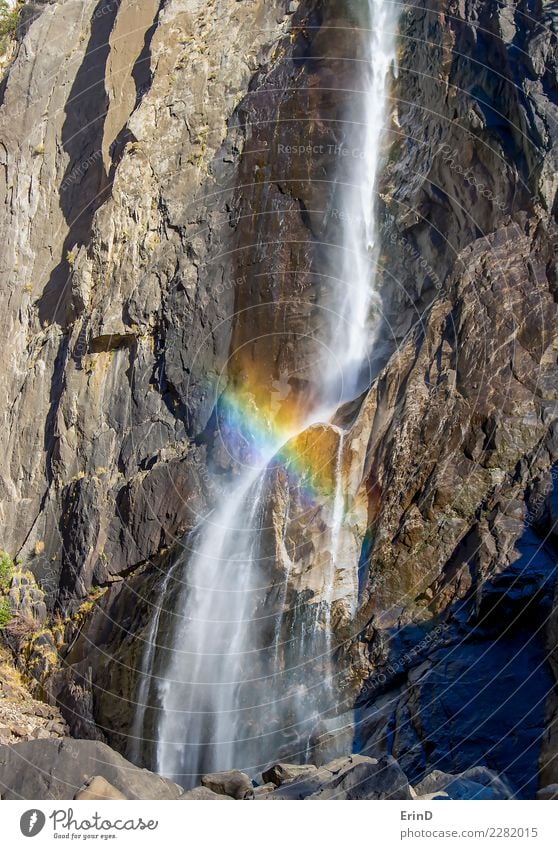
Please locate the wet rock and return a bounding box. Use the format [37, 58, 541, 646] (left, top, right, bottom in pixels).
[201, 769, 254, 800]
[0, 0, 295, 611]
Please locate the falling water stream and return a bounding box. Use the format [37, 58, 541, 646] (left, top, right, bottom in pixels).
[333, 0, 398, 398]
[132, 1, 398, 786]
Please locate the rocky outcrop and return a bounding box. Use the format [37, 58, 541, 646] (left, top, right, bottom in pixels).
[1, 740, 501, 800]
[0, 647, 67, 745]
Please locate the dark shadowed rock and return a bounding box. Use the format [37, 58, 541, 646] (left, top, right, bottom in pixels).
[260, 775, 328, 801]
[309, 756, 412, 800]
[415, 768, 515, 801]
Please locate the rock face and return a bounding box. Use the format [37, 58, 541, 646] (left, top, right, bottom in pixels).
[0, 647, 68, 745]
[0, 0, 556, 801]
[0, 0, 299, 608]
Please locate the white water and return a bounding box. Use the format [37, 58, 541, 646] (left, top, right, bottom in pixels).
[135, 1, 398, 786]
[153, 406, 337, 782]
[128, 564, 177, 766]
[332, 0, 398, 399]
[154, 466, 270, 778]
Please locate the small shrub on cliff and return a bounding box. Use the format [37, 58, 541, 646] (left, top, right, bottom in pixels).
[0, 1, 20, 55]
[0, 597, 11, 628]
[0, 550, 15, 590]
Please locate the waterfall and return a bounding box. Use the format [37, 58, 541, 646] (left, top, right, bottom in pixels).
[133, 1, 398, 787]
[330, 0, 398, 400]
[127, 563, 178, 766]
[153, 467, 271, 778]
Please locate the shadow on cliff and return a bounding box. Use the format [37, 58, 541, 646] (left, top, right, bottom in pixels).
[37, 0, 120, 327]
[37, 0, 163, 328]
[353, 519, 558, 798]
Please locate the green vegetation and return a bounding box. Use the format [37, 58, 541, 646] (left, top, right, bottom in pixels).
[0, 597, 11, 628]
[0, 549, 15, 590]
[0, 551, 14, 629]
[66, 247, 78, 267]
[0, 1, 20, 56]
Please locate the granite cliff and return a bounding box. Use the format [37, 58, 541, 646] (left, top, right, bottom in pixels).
[0, 0, 557, 799]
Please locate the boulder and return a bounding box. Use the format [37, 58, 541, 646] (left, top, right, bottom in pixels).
[309, 756, 412, 800]
[75, 776, 128, 800]
[179, 786, 233, 800]
[0, 739, 184, 800]
[261, 776, 326, 800]
[321, 754, 376, 776]
[537, 785, 558, 800]
[201, 769, 254, 800]
[262, 763, 318, 786]
[414, 768, 515, 800]
[259, 755, 411, 800]
[254, 782, 277, 797]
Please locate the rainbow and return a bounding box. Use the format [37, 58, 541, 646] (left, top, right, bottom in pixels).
[215, 375, 343, 505]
